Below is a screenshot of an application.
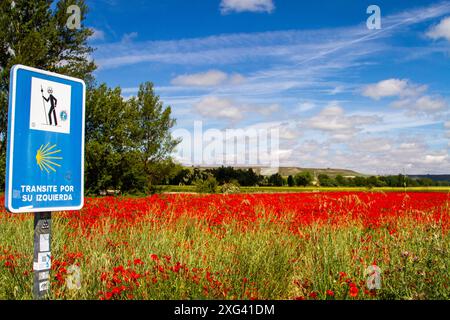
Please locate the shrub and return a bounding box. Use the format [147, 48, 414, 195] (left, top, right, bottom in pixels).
[220, 181, 241, 194]
[195, 177, 219, 193]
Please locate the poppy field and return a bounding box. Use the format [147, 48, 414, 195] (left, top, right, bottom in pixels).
[0, 192, 449, 300]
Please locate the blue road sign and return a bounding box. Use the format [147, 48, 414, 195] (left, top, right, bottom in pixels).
[5, 65, 85, 213]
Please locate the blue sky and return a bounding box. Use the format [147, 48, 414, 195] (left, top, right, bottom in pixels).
[85, 0, 450, 174]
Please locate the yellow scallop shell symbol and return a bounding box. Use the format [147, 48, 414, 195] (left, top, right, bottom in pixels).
[36, 143, 63, 173]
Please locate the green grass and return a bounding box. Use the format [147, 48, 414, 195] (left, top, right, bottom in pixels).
[0, 206, 448, 300]
[160, 185, 450, 193]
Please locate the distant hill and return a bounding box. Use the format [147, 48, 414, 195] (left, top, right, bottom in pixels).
[186, 166, 450, 181]
[407, 175, 450, 182]
[277, 167, 363, 178]
[190, 166, 364, 177]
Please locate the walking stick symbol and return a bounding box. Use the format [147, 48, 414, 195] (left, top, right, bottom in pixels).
[40, 85, 49, 125]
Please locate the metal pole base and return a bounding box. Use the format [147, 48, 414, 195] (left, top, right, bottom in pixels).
[33, 212, 52, 300]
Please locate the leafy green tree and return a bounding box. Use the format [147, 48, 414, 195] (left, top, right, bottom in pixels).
[129, 82, 180, 191]
[208, 166, 262, 186]
[353, 176, 367, 187]
[239, 168, 261, 186]
[85, 83, 180, 194]
[0, 0, 95, 189]
[367, 176, 381, 188]
[268, 173, 284, 186]
[195, 176, 218, 194]
[317, 174, 336, 187]
[85, 85, 138, 193]
[417, 178, 434, 186]
[335, 175, 346, 186]
[169, 165, 192, 185]
[287, 175, 294, 187]
[295, 171, 313, 186]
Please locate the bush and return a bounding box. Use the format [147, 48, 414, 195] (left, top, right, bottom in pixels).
[195, 177, 219, 193]
[295, 171, 313, 186]
[220, 181, 241, 194]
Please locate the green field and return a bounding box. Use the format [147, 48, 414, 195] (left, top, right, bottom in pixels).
[160, 185, 450, 194]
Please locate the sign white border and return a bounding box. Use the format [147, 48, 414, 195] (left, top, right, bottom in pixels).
[6, 65, 85, 213]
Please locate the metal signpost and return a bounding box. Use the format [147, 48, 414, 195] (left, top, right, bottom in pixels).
[5, 65, 85, 299]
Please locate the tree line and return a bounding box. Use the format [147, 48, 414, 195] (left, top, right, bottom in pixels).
[164, 166, 450, 188]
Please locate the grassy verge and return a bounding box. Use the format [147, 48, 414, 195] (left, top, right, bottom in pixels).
[0, 201, 448, 300]
[160, 185, 450, 193]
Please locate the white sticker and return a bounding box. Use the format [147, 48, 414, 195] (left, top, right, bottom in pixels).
[40, 234, 50, 252]
[33, 252, 51, 271]
[39, 281, 50, 292]
[39, 271, 50, 281]
[30, 77, 72, 134]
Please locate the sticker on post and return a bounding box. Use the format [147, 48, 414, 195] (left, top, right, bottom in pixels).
[39, 281, 50, 292]
[40, 234, 50, 251]
[38, 271, 50, 281]
[33, 251, 51, 270]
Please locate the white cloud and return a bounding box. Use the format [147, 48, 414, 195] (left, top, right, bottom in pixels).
[329, 86, 344, 95]
[257, 103, 280, 116]
[362, 79, 409, 100]
[348, 137, 392, 153]
[90, 28, 105, 41]
[297, 101, 316, 112]
[229, 74, 246, 85]
[391, 95, 447, 113]
[422, 154, 448, 164]
[363, 79, 447, 114]
[220, 0, 275, 14]
[306, 102, 380, 140]
[194, 96, 243, 121]
[193, 96, 280, 122]
[171, 70, 245, 87]
[122, 32, 138, 42]
[414, 95, 447, 112]
[291, 136, 449, 175]
[172, 70, 228, 87]
[445, 121, 450, 129]
[426, 16, 450, 41]
[278, 126, 297, 140]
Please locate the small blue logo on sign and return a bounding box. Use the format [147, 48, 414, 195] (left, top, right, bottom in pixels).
[5, 65, 85, 213]
[60, 111, 68, 122]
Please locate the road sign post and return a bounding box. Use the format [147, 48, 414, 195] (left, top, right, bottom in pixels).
[5, 65, 85, 299]
[33, 212, 52, 299]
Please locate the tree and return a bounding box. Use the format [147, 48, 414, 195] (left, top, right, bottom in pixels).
[129, 82, 180, 191]
[169, 166, 192, 185]
[239, 168, 261, 186]
[354, 176, 367, 187]
[85, 85, 140, 193]
[317, 174, 336, 187]
[295, 171, 313, 186]
[195, 176, 218, 194]
[268, 173, 284, 186]
[335, 175, 346, 186]
[207, 166, 262, 186]
[0, 0, 95, 189]
[287, 175, 294, 187]
[85, 83, 180, 194]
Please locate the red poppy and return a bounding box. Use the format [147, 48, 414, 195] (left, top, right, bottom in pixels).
[133, 258, 143, 266]
[349, 285, 359, 298]
[309, 292, 318, 299]
[150, 254, 159, 261]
